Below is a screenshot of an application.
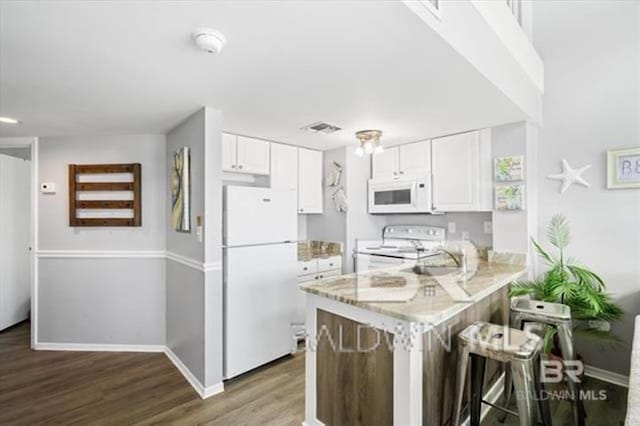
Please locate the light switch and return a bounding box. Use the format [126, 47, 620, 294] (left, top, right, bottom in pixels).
[41, 182, 56, 194]
[447, 222, 456, 234]
[484, 221, 493, 234]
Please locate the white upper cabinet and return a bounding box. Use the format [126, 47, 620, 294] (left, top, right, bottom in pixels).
[297, 148, 323, 214]
[399, 140, 431, 177]
[222, 133, 237, 172]
[236, 136, 270, 175]
[372, 147, 399, 179]
[371, 140, 431, 179]
[431, 129, 492, 212]
[222, 133, 270, 175]
[270, 143, 298, 191]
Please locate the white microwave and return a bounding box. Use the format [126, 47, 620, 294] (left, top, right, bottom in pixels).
[368, 176, 432, 214]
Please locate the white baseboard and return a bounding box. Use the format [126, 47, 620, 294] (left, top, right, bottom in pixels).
[302, 420, 325, 426]
[34, 342, 165, 352]
[33, 342, 224, 399]
[585, 365, 629, 388]
[164, 347, 224, 399]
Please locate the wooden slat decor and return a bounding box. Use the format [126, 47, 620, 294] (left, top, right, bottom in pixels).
[69, 163, 142, 227]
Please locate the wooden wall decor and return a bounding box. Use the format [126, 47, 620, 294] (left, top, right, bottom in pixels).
[69, 163, 141, 227]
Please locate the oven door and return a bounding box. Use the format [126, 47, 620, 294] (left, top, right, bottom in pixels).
[368, 177, 431, 214]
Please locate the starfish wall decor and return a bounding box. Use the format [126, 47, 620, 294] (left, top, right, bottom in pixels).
[547, 159, 591, 194]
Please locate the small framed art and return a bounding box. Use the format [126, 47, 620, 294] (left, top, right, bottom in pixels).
[607, 146, 640, 189]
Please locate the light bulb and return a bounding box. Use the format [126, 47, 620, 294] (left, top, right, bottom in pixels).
[354, 146, 364, 157]
[363, 141, 374, 154]
[374, 144, 384, 154]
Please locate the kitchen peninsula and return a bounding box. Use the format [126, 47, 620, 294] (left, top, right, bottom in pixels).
[300, 254, 527, 426]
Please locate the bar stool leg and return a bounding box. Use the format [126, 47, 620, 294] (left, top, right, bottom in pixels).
[501, 312, 523, 422]
[557, 322, 585, 426]
[470, 353, 486, 426]
[510, 358, 537, 426]
[452, 343, 470, 426]
[533, 353, 552, 426]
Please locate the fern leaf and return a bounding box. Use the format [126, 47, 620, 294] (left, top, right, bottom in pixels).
[547, 214, 570, 249]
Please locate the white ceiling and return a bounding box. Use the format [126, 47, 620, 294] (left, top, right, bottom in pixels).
[0, 1, 526, 150]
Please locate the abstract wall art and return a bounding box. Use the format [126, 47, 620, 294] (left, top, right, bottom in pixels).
[171, 147, 191, 232]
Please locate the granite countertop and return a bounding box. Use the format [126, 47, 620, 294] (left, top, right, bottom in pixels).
[300, 256, 526, 325]
[298, 240, 343, 261]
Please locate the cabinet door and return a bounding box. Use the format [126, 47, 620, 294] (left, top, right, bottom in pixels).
[297, 148, 323, 214]
[236, 136, 270, 175]
[432, 131, 480, 211]
[399, 140, 431, 177]
[222, 133, 237, 172]
[371, 146, 399, 179]
[270, 143, 298, 191]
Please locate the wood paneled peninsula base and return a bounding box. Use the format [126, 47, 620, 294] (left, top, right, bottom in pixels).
[300, 259, 527, 426]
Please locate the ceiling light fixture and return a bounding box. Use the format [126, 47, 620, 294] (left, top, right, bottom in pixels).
[0, 116, 21, 124]
[354, 129, 383, 157]
[192, 28, 227, 55]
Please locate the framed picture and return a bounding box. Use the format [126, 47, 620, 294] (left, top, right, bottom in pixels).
[607, 146, 640, 189]
[171, 147, 191, 232]
[495, 184, 525, 211]
[494, 155, 524, 182]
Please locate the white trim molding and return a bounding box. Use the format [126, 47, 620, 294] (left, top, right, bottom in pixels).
[585, 365, 629, 388]
[166, 250, 222, 272]
[36, 250, 166, 259]
[165, 347, 224, 399]
[34, 342, 166, 353]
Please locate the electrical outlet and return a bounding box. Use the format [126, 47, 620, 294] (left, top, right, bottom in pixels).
[484, 221, 493, 234]
[461, 231, 470, 241]
[448, 222, 456, 234]
[41, 182, 56, 194]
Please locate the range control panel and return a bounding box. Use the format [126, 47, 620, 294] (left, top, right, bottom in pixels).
[382, 225, 446, 242]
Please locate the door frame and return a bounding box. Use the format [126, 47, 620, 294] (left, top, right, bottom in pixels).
[0, 137, 37, 347]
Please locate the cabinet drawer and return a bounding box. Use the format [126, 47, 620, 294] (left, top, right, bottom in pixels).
[297, 260, 317, 276]
[297, 273, 318, 283]
[318, 256, 342, 272]
[317, 269, 341, 280]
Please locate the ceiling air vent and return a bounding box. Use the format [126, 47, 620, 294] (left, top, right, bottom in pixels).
[300, 121, 342, 134]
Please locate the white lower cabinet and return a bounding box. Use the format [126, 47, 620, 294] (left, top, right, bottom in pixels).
[431, 129, 492, 212]
[295, 256, 342, 327]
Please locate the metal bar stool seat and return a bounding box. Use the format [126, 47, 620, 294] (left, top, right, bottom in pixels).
[507, 299, 585, 426]
[452, 321, 551, 426]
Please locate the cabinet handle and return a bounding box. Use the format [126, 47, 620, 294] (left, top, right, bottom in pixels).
[399, 171, 404, 174]
[231, 164, 237, 169]
[319, 275, 324, 279]
[329, 263, 334, 267]
[303, 267, 308, 271]
[238, 164, 243, 170]
[393, 172, 398, 176]
[315, 276, 319, 280]
[300, 208, 304, 212]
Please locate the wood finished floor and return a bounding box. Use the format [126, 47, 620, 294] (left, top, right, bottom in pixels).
[0, 321, 629, 425]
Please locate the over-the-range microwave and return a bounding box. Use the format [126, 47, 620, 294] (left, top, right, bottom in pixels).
[368, 175, 432, 214]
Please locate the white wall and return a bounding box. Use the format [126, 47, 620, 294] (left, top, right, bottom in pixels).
[533, 0, 640, 375]
[36, 134, 166, 345]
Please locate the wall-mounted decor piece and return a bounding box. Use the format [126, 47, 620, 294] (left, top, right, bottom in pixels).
[546, 159, 591, 194]
[332, 186, 347, 212]
[326, 161, 343, 187]
[171, 147, 191, 232]
[69, 163, 141, 227]
[607, 146, 640, 189]
[494, 155, 524, 181]
[495, 184, 525, 211]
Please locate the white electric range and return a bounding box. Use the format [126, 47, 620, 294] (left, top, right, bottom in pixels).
[356, 225, 446, 272]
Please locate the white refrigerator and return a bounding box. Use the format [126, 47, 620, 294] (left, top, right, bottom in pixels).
[223, 185, 298, 379]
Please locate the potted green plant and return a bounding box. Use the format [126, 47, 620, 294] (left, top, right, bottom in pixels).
[509, 214, 623, 357]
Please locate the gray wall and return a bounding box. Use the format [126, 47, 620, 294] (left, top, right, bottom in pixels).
[37, 134, 166, 345]
[533, 0, 640, 375]
[165, 107, 223, 388]
[39, 134, 166, 250]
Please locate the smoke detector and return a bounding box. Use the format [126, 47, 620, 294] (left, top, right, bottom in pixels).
[192, 28, 227, 54]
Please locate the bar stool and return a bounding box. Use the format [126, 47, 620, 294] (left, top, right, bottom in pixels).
[505, 299, 585, 426]
[452, 321, 551, 426]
